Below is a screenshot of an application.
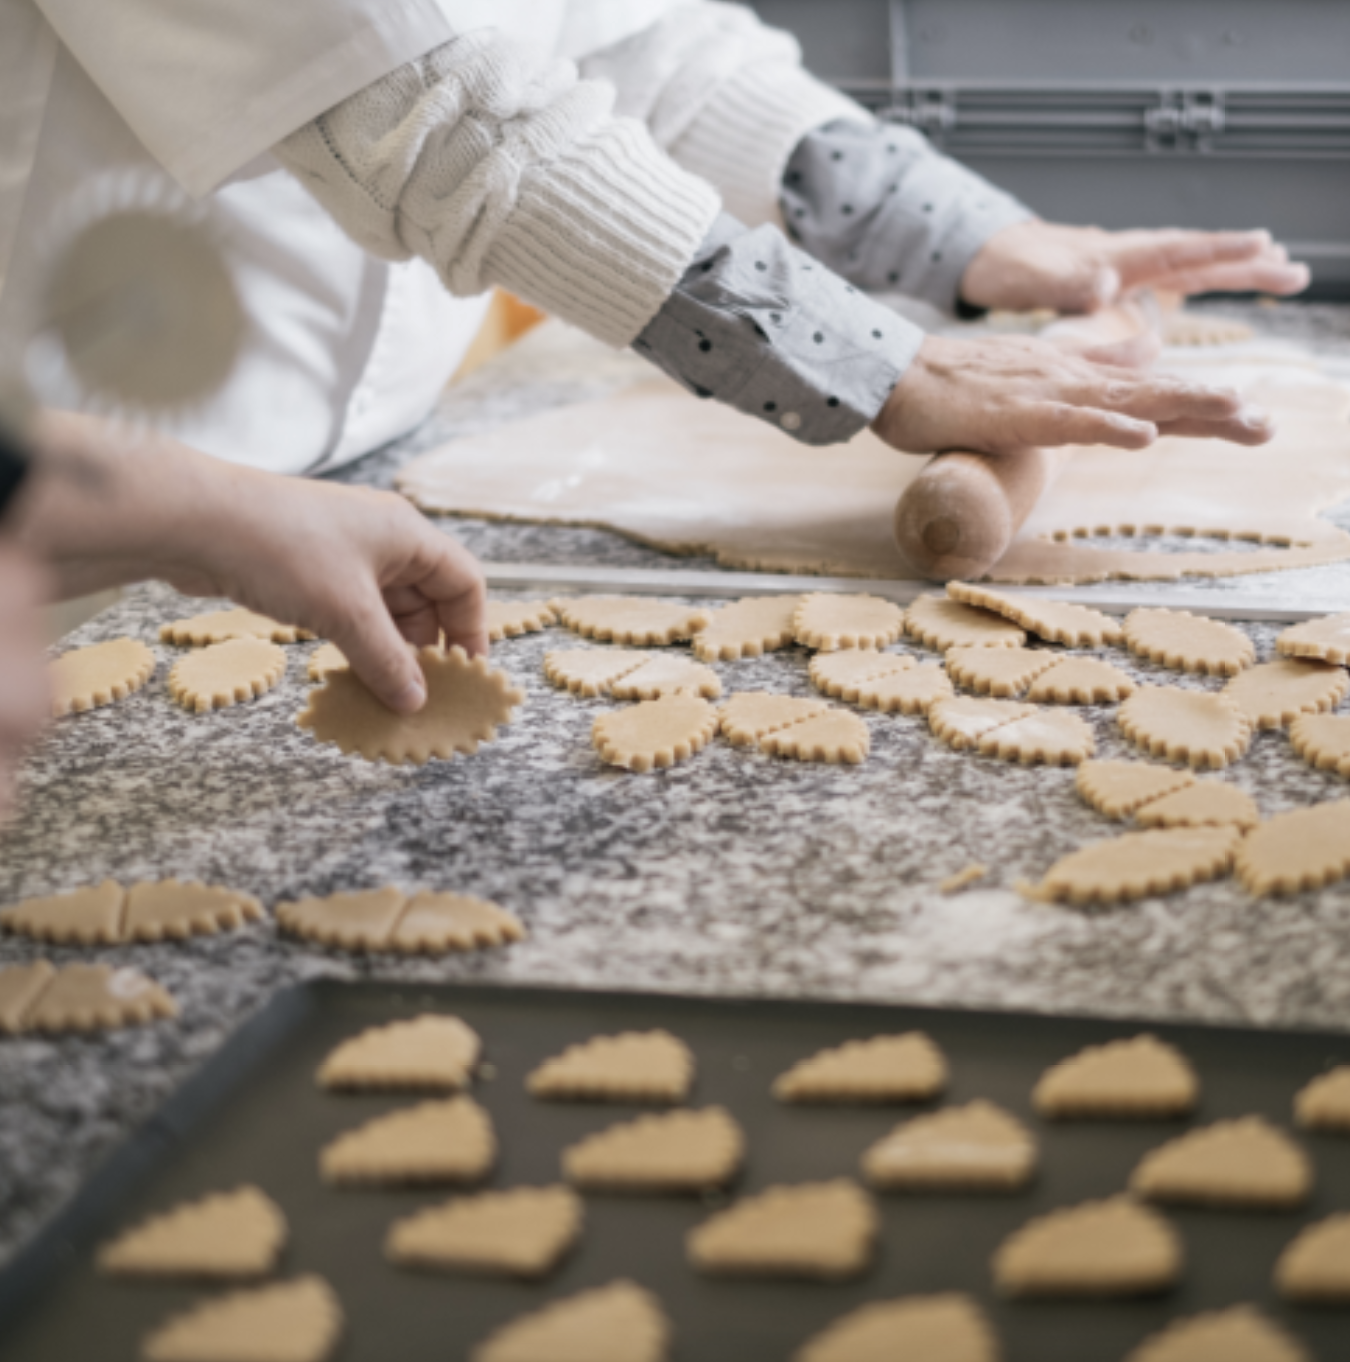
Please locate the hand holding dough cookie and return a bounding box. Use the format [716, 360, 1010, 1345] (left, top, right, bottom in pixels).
[0, 543, 51, 815]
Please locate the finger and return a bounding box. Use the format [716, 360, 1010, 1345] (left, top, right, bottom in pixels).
[1009, 401, 1157, 451]
[1147, 260, 1311, 298]
[1155, 405, 1275, 446]
[330, 594, 428, 715]
[1110, 230, 1270, 290]
[1076, 377, 1244, 424]
[404, 527, 487, 657]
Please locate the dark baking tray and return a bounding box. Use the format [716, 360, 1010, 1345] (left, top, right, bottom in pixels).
[2, 981, 1349, 1361]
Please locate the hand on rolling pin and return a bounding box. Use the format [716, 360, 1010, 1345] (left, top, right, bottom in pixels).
[959, 223, 1309, 316]
[0, 544, 52, 817]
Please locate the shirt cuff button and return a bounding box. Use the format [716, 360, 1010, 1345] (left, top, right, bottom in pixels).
[780, 412, 803, 432]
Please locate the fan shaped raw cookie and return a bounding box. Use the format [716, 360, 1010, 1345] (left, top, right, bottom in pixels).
[160, 607, 314, 646]
[862, 1100, 1037, 1191]
[760, 710, 870, 765]
[0, 960, 55, 1033]
[610, 655, 722, 701]
[1123, 608, 1255, 677]
[948, 583, 1124, 648]
[945, 645, 1058, 697]
[1135, 782, 1259, 831]
[809, 649, 911, 701]
[124, 881, 264, 941]
[1118, 687, 1253, 769]
[793, 593, 906, 651]
[390, 892, 526, 954]
[929, 697, 1035, 751]
[529, 1031, 693, 1103]
[1031, 826, 1240, 905]
[543, 649, 648, 698]
[320, 1097, 495, 1185]
[553, 596, 709, 645]
[1130, 1116, 1312, 1208]
[317, 1015, 481, 1092]
[0, 880, 125, 944]
[592, 695, 717, 772]
[1289, 712, 1350, 778]
[141, 1275, 342, 1362]
[563, 1107, 745, 1192]
[485, 599, 556, 642]
[1236, 800, 1350, 895]
[693, 595, 801, 661]
[1223, 658, 1350, 730]
[774, 1033, 946, 1104]
[99, 1187, 286, 1279]
[22, 963, 177, 1034]
[169, 638, 287, 713]
[1277, 611, 1350, 665]
[992, 1196, 1182, 1297]
[1034, 1035, 1198, 1119]
[794, 1294, 998, 1362]
[1027, 657, 1136, 705]
[50, 638, 156, 717]
[1075, 761, 1196, 819]
[386, 1186, 582, 1278]
[1294, 1066, 1350, 1132]
[1125, 1306, 1309, 1362]
[306, 643, 346, 681]
[298, 645, 523, 764]
[1275, 1214, 1350, 1302]
[855, 663, 954, 715]
[277, 887, 407, 951]
[688, 1180, 877, 1280]
[905, 595, 1026, 652]
[718, 693, 828, 746]
[976, 709, 1095, 766]
[470, 1280, 671, 1362]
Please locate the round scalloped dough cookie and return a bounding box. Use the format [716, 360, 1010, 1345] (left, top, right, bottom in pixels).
[1123, 608, 1255, 677]
[1029, 826, 1242, 905]
[168, 638, 286, 713]
[1222, 658, 1349, 730]
[1124, 1306, 1309, 1362]
[160, 607, 314, 646]
[484, 599, 556, 642]
[793, 593, 906, 652]
[592, 694, 718, 773]
[1117, 687, 1252, 769]
[50, 638, 156, 718]
[1277, 611, 1350, 666]
[552, 596, 709, 645]
[1236, 800, 1350, 896]
[904, 595, 1025, 652]
[693, 595, 801, 662]
[1289, 712, 1350, 778]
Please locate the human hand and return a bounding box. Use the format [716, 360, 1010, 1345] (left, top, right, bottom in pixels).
[0, 544, 52, 817]
[960, 221, 1310, 315]
[871, 334, 1273, 457]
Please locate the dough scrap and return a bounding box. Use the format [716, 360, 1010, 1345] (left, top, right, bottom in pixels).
[317, 1015, 481, 1092]
[19, 963, 177, 1034]
[939, 865, 988, 894]
[1075, 761, 1196, 820]
[928, 697, 1035, 751]
[1033, 825, 1241, 905]
[469, 1280, 670, 1362]
[947, 583, 1124, 648]
[992, 1196, 1182, 1297]
[1294, 1066, 1350, 1132]
[854, 663, 954, 715]
[794, 1294, 998, 1362]
[592, 694, 718, 772]
[141, 1275, 342, 1362]
[123, 880, 265, 941]
[692, 595, 801, 661]
[160, 607, 314, 646]
[1277, 611, 1350, 666]
[528, 1030, 693, 1103]
[793, 593, 905, 652]
[1, 879, 125, 944]
[759, 710, 870, 765]
[1125, 1306, 1309, 1362]
[1130, 1116, 1311, 1208]
[1033, 1035, 1199, 1119]
[945, 645, 1059, 697]
[976, 709, 1095, 766]
[1165, 313, 1255, 346]
[609, 655, 722, 701]
[277, 887, 524, 956]
[718, 693, 827, 746]
[544, 648, 649, 698]
[1236, 800, 1350, 895]
[1222, 658, 1350, 730]
[862, 1100, 1037, 1191]
[485, 599, 556, 642]
[50, 638, 156, 718]
[1026, 657, 1137, 705]
[1289, 712, 1350, 778]
[808, 649, 911, 701]
[904, 595, 1026, 652]
[169, 638, 287, 714]
[774, 1033, 947, 1104]
[1275, 1213, 1350, 1303]
[98, 1187, 286, 1279]
[386, 1185, 582, 1278]
[306, 642, 347, 682]
[1123, 608, 1255, 677]
[563, 1106, 744, 1192]
[552, 596, 709, 645]
[320, 1097, 495, 1185]
[688, 1180, 877, 1279]
[297, 645, 523, 764]
[1134, 781, 1259, 831]
[0, 960, 55, 1033]
[1117, 687, 1253, 769]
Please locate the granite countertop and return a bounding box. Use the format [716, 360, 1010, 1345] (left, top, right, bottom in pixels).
[4, 300, 1350, 1265]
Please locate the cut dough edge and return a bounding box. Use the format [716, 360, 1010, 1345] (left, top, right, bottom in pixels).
[277, 887, 523, 953]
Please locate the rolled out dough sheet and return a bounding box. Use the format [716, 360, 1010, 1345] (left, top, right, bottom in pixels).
[397, 376, 1350, 585]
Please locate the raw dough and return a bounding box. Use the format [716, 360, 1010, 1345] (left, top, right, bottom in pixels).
[277, 887, 405, 951]
[1165, 314, 1255, 346]
[297, 645, 523, 764]
[160, 607, 314, 646]
[0, 961, 55, 1032]
[319, 1097, 496, 1185]
[306, 643, 347, 681]
[1026, 657, 1136, 705]
[1134, 782, 1259, 831]
[854, 664, 954, 715]
[1236, 800, 1350, 895]
[552, 596, 709, 645]
[1033, 1035, 1198, 1119]
[1222, 658, 1350, 729]
[1275, 1214, 1350, 1302]
[486, 599, 556, 642]
[562, 1106, 744, 1191]
[1031, 826, 1241, 905]
[470, 1280, 670, 1362]
[1294, 1066, 1350, 1132]
[528, 1030, 693, 1103]
[609, 655, 722, 701]
[1, 879, 125, 944]
[809, 650, 911, 701]
[773, 1033, 946, 1104]
[928, 697, 1035, 751]
[905, 595, 1025, 652]
[13, 962, 177, 1034]
[793, 593, 906, 652]
[1276, 611, 1350, 665]
[861, 1100, 1036, 1191]
[718, 694, 827, 746]
[98, 1187, 286, 1279]
[947, 583, 1123, 647]
[1117, 687, 1253, 769]
[50, 638, 156, 717]
[760, 710, 870, 765]
[992, 1196, 1182, 1297]
[1125, 1306, 1309, 1362]
[141, 1275, 342, 1362]
[1289, 712, 1350, 778]
[592, 695, 718, 772]
[544, 648, 649, 697]
[939, 865, 988, 895]
[1075, 761, 1196, 819]
[169, 638, 287, 713]
[1129, 1116, 1311, 1208]
[278, 887, 524, 956]
[386, 1186, 582, 1278]
[794, 1294, 998, 1362]
[693, 595, 801, 661]
[317, 1015, 481, 1092]
[1123, 608, 1255, 677]
[687, 1180, 877, 1279]
[976, 710, 1095, 766]
[945, 645, 1058, 697]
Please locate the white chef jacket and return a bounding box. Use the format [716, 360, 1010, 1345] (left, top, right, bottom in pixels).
[0, 0, 673, 473]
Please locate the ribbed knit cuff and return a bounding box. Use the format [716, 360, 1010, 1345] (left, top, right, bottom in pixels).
[668, 62, 868, 229]
[485, 118, 721, 349]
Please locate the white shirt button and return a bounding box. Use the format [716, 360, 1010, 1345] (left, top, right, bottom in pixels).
[780, 411, 802, 432]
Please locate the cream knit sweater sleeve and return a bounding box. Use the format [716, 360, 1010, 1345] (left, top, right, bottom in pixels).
[273, 31, 720, 349]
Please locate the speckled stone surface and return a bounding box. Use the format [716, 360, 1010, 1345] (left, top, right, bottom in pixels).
[4, 302, 1350, 1266]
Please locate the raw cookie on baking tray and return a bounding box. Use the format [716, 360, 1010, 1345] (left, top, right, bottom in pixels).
[470, 1280, 670, 1362]
[317, 1014, 481, 1092]
[1124, 1305, 1309, 1362]
[1275, 1214, 1350, 1303]
[1033, 1035, 1198, 1119]
[862, 1101, 1037, 1192]
[794, 1294, 999, 1362]
[1129, 1116, 1312, 1209]
[319, 1097, 496, 1185]
[563, 1107, 745, 1193]
[774, 1033, 947, 1103]
[1294, 1065, 1350, 1132]
[528, 1031, 693, 1104]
